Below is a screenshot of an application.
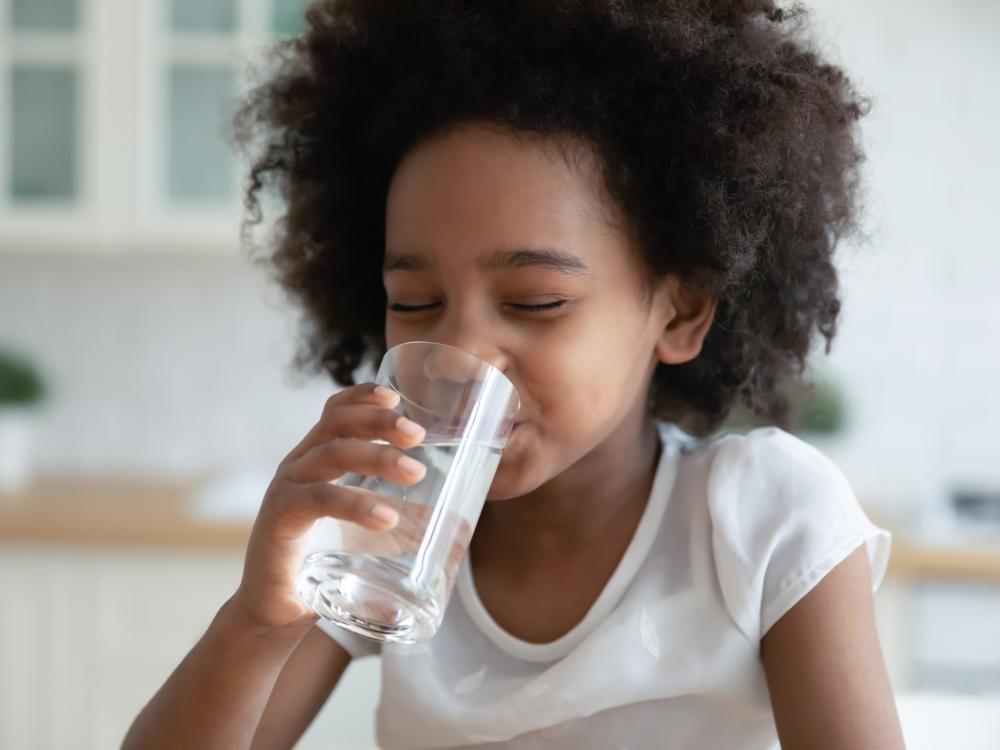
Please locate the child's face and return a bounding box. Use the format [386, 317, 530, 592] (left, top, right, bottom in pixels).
[383, 121, 710, 499]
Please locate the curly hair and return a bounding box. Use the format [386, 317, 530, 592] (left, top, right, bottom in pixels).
[231, 0, 870, 438]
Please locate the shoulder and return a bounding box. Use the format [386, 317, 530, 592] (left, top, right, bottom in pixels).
[706, 426, 862, 531]
[690, 426, 892, 643]
[659, 422, 855, 517]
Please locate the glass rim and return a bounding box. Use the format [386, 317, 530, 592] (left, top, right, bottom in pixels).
[384, 339, 521, 415]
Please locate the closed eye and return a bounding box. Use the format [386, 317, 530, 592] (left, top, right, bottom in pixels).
[387, 303, 438, 313]
[388, 300, 567, 313]
[512, 300, 566, 311]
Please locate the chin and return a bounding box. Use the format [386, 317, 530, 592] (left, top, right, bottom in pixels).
[484, 464, 519, 501]
[483, 423, 540, 500]
[483, 458, 524, 501]
[485, 459, 548, 501]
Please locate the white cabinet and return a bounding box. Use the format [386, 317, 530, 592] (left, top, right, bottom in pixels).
[912, 581, 1000, 692]
[0, 544, 381, 750]
[10, 540, 997, 748]
[872, 572, 1000, 696]
[0, 0, 313, 256]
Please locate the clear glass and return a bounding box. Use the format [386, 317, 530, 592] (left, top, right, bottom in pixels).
[169, 0, 236, 33]
[296, 341, 520, 644]
[12, 0, 78, 30]
[11, 65, 77, 201]
[167, 65, 235, 203]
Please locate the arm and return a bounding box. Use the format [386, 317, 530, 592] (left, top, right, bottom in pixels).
[760, 545, 907, 750]
[250, 626, 355, 749]
[123, 383, 416, 748]
[122, 594, 358, 750]
[121, 596, 318, 749]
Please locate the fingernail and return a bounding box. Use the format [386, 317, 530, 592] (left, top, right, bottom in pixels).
[396, 417, 425, 438]
[398, 455, 425, 474]
[371, 505, 399, 526]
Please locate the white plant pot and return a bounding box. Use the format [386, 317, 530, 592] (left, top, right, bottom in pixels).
[0, 406, 37, 493]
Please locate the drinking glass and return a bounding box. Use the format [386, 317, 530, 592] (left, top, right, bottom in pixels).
[295, 340, 520, 644]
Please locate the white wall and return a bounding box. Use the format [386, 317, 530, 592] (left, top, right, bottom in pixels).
[804, 0, 1000, 515]
[1, 250, 346, 479]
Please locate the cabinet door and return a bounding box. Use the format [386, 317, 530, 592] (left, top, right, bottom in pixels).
[0, 543, 378, 749]
[89, 549, 244, 748]
[913, 580, 1000, 692]
[0, 545, 98, 748]
[0, 546, 64, 749]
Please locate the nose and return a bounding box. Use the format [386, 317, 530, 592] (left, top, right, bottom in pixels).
[422, 338, 518, 417]
[424, 312, 510, 380]
[423, 341, 506, 382]
[408, 302, 520, 422]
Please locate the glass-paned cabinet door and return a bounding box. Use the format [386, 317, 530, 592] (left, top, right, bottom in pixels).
[10, 66, 78, 200]
[273, 0, 313, 38]
[170, 0, 236, 33]
[4, 0, 82, 205]
[167, 65, 235, 203]
[158, 0, 313, 213]
[160, 0, 240, 209]
[12, 0, 78, 31]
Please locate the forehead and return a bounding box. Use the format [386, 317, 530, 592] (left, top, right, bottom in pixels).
[384, 122, 632, 275]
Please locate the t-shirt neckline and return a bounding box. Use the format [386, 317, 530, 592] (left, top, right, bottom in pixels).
[456, 421, 681, 662]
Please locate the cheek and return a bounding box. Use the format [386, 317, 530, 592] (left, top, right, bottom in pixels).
[527, 314, 640, 422]
[575, 347, 635, 418]
[384, 318, 403, 349]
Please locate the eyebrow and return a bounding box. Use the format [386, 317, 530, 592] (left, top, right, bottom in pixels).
[382, 247, 593, 277]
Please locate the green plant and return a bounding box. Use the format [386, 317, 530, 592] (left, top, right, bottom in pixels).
[0, 349, 46, 406]
[720, 368, 847, 436]
[792, 373, 846, 435]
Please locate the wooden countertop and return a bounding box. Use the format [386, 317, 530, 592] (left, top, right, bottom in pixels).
[2, 476, 1000, 580]
[886, 538, 1000, 581]
[859, 507, 1000, 582]
[0, 475, 252, 549]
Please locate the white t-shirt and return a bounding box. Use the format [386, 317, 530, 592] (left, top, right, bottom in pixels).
[316, 421, 892, 750]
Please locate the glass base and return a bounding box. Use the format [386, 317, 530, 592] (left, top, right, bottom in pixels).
[295, 552, 441, 644]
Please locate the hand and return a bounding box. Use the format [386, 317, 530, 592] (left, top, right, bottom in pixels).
[229, 382, 430, 637]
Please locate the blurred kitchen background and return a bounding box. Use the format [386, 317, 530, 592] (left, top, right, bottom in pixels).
[1, 0, 999, 748]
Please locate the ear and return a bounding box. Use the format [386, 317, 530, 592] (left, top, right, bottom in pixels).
[652, 276, 718, 365]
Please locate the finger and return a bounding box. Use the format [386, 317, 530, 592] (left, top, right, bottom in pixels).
[385, 503, 472, 544]
[268, 479, 405, 536]
[313, 403, 426, 447]
[337, 502, 473, 581]
[324, 497, 476, 589]
[285, 383, 403, 463]
[359, 498, 475, 564]
[284, 436, 428, 485]
[283, 404, 426, 473]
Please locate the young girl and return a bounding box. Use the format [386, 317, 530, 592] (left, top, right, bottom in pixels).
[125, 1, 906, 748]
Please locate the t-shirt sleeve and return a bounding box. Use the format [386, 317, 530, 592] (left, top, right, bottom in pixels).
[706, 426, 892, 643]
[315, 618, 382, 659]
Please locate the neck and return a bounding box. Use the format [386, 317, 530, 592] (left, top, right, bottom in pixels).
[475, 402, 663, 559]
